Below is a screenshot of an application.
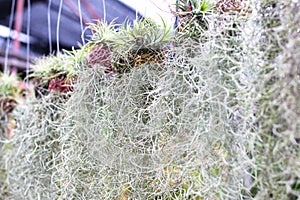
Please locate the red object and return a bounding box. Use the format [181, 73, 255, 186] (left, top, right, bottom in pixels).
[64, 0, 90, 24]
[216, 0, 249, 13]
[13, 0, 25, 53]
[82, 0, 102, 21]
[48, 77, 75, 93]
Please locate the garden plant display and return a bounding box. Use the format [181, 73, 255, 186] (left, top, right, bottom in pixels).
[0, 0, 299, 199]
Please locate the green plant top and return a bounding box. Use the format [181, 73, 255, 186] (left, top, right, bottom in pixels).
[28, 47, 86, 84]
[27, 47, 87, 95]
[87, 18, 172, 73]
[175, 0, 215, 17]
[87, 19, 117, 46]
[0, 72, 25, 99]
[88, 18, 172, 50]
[174, 0, 216, 40]
[114, 17, 172, 51]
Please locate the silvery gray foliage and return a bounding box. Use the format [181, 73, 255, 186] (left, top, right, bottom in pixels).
[1, 0, 299, 199]
[58, 14, 251, 197]
[242, 0, 300, 199]
[1, 94, 67, 199]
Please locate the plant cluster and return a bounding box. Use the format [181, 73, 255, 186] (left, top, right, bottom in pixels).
[87, 18, 171, 73]
[1, 93, 69, 198]
[28, 48, 86, 96]
[1, 0, 300, 199]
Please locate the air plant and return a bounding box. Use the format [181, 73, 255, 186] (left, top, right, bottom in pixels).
[0, 72, 31, 197]
[0, 48, 83, 198]
[0, 72, 26, 99]
[175, 0, 215, 16]
[86, 20, 116, 73]
[111, 17, 171, 73]
[86, 18, 171, 74]
[174, 0, 216, 40]
[28, 48, 85, 96]
[2, 92, 69, 199]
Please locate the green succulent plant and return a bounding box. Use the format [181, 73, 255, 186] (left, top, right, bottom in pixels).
[114, 17, 171, 51]
[29, 49, 82, 82]
[85, 18, 172, 73]
[28, 47, 86, 96]
[111, 17, 172, 73]
[87, 19, 118, 45]
[174, 0, 216, 41]
[0, 72, 24, 99]
[85, 20, 117, 71]
[176, 0, 215, 15]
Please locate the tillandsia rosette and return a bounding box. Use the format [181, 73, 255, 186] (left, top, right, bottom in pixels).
[174, 0, 216, 41]
[86, 20, 117, 74]
[29, 48, 85, 97]
[86, 18, 171, 74]
[111, 18, 172, 73]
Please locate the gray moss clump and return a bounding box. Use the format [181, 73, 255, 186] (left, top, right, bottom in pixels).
[2, 94, 67, 199]
[61, 63, 246, 199]
[57, 9, 252, 197]
[0, 115, 7, 197]
[243, 0, 300, 199]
